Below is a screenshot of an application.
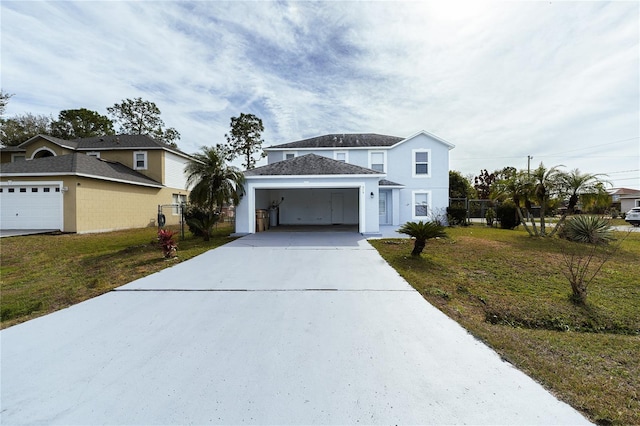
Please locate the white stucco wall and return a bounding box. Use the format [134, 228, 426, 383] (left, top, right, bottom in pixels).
[263, 131, 454, 227]
[164, 152, 189, 190]
[386, 133, 452, 223]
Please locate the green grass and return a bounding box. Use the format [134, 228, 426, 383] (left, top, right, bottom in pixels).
[370, 226, 640, 426]
[0, 224, 236, 329]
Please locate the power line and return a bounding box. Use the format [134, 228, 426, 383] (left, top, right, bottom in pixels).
[540, 136, 639, 157]
[603, 169, 640, 174]
[453, 136, 639, 160]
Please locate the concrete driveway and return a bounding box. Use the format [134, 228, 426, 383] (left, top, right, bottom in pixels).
[1, 232, 589, 425]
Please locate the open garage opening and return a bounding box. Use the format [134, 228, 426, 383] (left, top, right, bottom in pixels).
[255, 187, 360, 232]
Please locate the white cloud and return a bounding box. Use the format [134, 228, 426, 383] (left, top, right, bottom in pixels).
[1, 0, 638, 187]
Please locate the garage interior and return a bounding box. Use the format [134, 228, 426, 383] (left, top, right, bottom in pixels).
[255, 188, 359, 230]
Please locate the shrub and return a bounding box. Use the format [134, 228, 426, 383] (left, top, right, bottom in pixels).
[446, 206, 467, 226]
[184, 205, 220, 241]
[485, 208, 496, 227]
[397, 220, 448, 256]
[157, 229, 177, 258]
[496, 201, 520, 229]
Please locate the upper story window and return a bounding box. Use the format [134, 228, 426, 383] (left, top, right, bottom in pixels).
[11, 154, 25, 162]
[334, 151, 348, 163]
[86, 152, 101, 158]
[412, 149, 431, 178]
[134, 151, 148, 170]
[369, 151, 386, 173]
[284, 151, 297, 160]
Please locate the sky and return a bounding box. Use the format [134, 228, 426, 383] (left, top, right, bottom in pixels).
[1, 0, 639, 188]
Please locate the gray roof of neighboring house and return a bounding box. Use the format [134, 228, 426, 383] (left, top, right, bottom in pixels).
[245, 154, 383, 176]
[0, 145, 27, 152]
[0, 153, 162, 187]
[608, 187, 640, 196]
[14, 134, 192, 157]
[266, 133, 405, 150]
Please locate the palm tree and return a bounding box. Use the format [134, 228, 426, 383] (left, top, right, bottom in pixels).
[397, 221, 447, 256]
[530, 163, 564, 236]
[549, 169, 609, 237]
[184, 146, 245, 240]
[492, 171, 535, 235]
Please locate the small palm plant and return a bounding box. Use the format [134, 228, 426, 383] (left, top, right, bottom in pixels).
[557, 215, 614, 244]
[397, 220, 447, 256]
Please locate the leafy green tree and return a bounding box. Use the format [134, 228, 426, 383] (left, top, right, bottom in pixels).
[449, 170, 474, 199]
[107, 97, 180, 147]
[51, 108, 114, 139]
[184, 146, 245, 240]
[0, 113, 51, 146]
[397, 220, 448, 256]
[224, 113, 265, 169]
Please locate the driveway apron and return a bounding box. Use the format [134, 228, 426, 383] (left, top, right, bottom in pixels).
[1, 232, 589, 425]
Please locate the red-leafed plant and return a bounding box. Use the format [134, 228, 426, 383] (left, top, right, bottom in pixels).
[158, 229, 178, 258]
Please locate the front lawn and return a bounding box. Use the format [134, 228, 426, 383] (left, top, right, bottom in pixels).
[370, 226, 640, 426]
[0, 224, 236, 329]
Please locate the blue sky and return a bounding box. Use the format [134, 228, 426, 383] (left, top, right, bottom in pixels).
[2, 1, 638, 188]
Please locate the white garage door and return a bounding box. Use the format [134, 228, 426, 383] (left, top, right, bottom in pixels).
[0, 183, 63, 230]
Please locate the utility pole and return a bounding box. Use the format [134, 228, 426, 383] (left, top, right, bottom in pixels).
[526, 155, 533, 221]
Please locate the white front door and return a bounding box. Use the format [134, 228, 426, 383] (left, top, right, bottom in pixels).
[331, 193, 344, 224]
[379, 191, 390, 225]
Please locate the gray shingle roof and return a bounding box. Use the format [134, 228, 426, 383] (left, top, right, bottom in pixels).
[0, 146, 27, 152]
[74, 134, 167, 150]
[266, 133, 404, 149]
[379, 179, 404, 187]
[0, 153, 162, 187]
[17, 134, 192, 157]
[245, 154, 383, 176]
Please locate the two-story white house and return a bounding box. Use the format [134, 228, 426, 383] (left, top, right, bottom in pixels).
[234, 131, 454, 236]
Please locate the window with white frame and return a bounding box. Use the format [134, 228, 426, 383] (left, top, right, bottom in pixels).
[284, 151, 297, 160]
[412, 191, 431, 219]
[369, 151, 386, 172]
[172, 194, 187, 215]
[334, 151, 348, 163]
[133, 151, 148, 170]
[412, 149, 431, 177]
[11, 154, 25, 162]
[86, 152, 101, 158]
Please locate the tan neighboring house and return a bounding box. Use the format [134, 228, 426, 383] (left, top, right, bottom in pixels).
[0, 134, 192, 233]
